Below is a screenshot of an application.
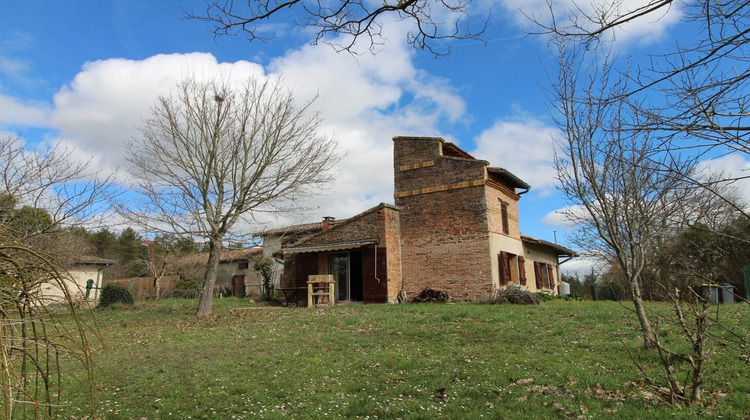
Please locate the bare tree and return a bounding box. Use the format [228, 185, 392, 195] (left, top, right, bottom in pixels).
[0, 134, 115, 239]
[549, 40, 699, 348]
[186, 0, 486, 56]
[0, 136, 109, 418]
[124, 76, 338, 319]
[532, 0, 750, 206]
[0, 230, 98, 418]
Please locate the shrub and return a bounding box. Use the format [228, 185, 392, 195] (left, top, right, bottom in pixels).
[536, 292, 555, 302]
[171, 278, 202, 299]
[483, 286, 541, 305]
[411, 288, 450, 303]
[98, 283, 134, 308]
[252, 256, 276, 300]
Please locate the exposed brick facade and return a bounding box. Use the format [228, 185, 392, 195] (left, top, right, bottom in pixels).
[394, 137, 495, 300]
[276, 136, 576, 304]
[281, 204, 401, 303]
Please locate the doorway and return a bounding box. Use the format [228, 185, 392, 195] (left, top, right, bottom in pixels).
[327, 251, 362, 302]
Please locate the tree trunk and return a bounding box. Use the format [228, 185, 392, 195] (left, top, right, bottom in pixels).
[196, 238, 222, 319]
[630, 278, 657, 348]
[153, 248, 169, 302]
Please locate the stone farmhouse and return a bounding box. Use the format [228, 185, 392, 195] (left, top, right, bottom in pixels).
[261, 136, 576, 304]
[176, 247, 264, 297]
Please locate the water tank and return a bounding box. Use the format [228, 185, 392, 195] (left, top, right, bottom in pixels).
[700, 284, 719, 304]
[719, 283, 734, 304]
[558, 281, 570, 296]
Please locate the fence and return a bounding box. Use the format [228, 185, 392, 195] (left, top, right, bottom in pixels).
[103, 276, 181, 300]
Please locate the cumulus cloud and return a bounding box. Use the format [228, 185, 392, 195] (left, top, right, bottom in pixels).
[694, 153, 750, 206]
[47, 41, 464, 230]
[51, 53, 267, 174]
[471, 115, 558, 196]
[267, 38, 466, 222]
[493, 0, 682, 46]
[541, 204, 590, 231]
[559, 255, 601, 275]
[0, 93, 50, 127]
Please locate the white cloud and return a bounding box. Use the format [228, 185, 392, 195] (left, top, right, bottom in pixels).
[263, 37, 466, 222]
[50, 53, 267, 177]
[493, 0, 682, 46]
[0, 93, 50, 127]
[541, 204, 594, 231]
[559, 255, 601, 275]
[471, 115, 558, 196]
[694, 153, 750, 206]
[47, 42, 465, 232]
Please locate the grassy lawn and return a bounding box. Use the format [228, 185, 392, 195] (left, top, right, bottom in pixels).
[54, 299, 749, 419]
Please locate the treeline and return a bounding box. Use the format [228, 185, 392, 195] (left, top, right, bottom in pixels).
[1, 192, 209, 280]
[563, 216, 750, 301]
[68, 227, 207, 279]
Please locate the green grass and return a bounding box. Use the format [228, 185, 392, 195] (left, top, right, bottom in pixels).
[53, 299, 749, 419]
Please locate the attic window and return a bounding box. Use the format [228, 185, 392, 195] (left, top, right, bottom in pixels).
[238, 261, 249, 270]
[500, 200, 509, 235]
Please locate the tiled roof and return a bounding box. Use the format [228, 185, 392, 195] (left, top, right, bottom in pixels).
[442, 142, 477, 159]
[178, 247, 263, 266]
[487, 167, 531, 190]
[258, 219, 349, 237]
[521, 235, 578, 257]
[71, 256, 117, 265]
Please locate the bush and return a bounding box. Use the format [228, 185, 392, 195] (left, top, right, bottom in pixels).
[411, 288, 450, 303]
[98, 283, 134, 308]
[483, 286, 541, 305]
[536, 292, 555, 302]
[252, 256, 276, 300]
[171, 278, 202, 299]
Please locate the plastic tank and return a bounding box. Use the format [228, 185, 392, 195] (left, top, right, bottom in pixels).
[719, 283, 734, 304]
[558, 281, 570, 296]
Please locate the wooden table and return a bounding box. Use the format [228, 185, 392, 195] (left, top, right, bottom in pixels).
[277, 287, 307, 307]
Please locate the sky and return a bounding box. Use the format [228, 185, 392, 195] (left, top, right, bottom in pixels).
[1, 1, 746, 274]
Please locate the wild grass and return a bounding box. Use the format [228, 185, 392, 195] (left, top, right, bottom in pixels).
[55, 299, 749, 419]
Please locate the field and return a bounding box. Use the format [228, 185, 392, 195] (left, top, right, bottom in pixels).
[54, 299, 749, 419]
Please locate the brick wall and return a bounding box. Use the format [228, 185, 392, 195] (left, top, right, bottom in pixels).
[393, 137, 494, 300]
[486, 183, 522, 239]
[382, 205, 402, 301]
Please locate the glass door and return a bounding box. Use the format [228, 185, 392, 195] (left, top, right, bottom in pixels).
[327, 252, 350, 302]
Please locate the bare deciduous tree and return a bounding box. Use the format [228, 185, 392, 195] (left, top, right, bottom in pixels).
[0, 135, 109, 418]
[549, 36, 749, 406]
[186, 0, 486, 56]
[0, 134, 115, 238]
[549, 40, 698, 348]
[532, 0, 750, 207]
[124, 76, 339, 319]
[0, 231, 97, 418]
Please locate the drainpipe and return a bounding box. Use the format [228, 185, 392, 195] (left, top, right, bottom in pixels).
[374, 245, 380, 283]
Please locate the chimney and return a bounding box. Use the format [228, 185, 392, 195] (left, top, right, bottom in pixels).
[322, 216, 335, 230]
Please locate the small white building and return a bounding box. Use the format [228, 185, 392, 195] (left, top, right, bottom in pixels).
[38, 256, 116, 304]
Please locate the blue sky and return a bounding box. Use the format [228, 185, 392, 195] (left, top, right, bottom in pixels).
[2, 0, 742, 274]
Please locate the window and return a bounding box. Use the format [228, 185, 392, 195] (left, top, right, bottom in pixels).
[498, 252, 526, 285]
[238, 261, 249, 270]
[533, 262, 556, 290]
[500, 200, 509, 235]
